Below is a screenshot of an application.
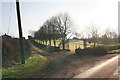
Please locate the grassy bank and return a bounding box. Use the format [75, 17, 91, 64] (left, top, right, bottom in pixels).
[2, 52, 49, 78]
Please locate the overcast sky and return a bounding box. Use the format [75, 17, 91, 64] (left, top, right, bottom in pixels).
[1, 0, 120, 38]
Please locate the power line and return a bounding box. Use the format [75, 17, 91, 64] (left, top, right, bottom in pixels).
[7, 2, 12, 34]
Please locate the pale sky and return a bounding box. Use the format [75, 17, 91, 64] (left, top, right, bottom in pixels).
[1, 0, 120, 38]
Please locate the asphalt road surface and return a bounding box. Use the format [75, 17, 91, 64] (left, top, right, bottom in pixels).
[73, 56, 119, 78]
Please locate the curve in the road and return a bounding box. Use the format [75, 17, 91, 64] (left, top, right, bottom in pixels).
[73, 56, 118, 78]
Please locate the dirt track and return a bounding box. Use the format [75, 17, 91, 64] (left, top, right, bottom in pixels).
[32, 45, 118, 78]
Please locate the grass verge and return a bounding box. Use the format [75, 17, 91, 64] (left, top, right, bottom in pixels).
[2, 52, 49, 78]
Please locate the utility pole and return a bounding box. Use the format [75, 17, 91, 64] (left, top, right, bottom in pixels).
[16, 0, 25, 64]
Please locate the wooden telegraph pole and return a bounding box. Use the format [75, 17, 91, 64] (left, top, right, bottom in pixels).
[16, 0, 25, 64]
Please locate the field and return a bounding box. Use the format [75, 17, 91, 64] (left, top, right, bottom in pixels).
[69, 39, 94, 51]
[35, 39, 94, 51]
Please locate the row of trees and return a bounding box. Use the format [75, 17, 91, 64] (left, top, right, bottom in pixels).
[34, 13, 73, 50]
[33, 13, 118, 49]
[74, 25, 118, 46]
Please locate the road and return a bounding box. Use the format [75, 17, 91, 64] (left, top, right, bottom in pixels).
[73, 56, 119, 78]
[31, 43, 119, 78]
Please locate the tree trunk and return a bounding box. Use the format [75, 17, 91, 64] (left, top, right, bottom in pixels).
[94, 42, 96, 47]
[68, 40, 69, 50]
[45, 40, 47, 45]
[83, 39, 87, 49]
[49, 39, 51, 46]
[43, 41, 44, 44]
[62, 39, 65, 50]
[53, 39, 56, 47]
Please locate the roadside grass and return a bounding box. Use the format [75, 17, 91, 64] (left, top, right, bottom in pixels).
[101, 44, 120, 47]
[100, 44, 120, 51]
[108, 49, 120, 53]
[2, 51, 49, 78]
[0, 70, 2, 79]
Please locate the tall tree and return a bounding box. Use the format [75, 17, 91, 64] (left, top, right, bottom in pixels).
[34, 13, 74, 50]
[57, 13, 73, 50]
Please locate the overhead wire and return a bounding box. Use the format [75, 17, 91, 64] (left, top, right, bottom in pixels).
[7, 2, 12, 34]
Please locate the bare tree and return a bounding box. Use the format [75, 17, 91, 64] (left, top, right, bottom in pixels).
[28, 30, 36, 37]
[34, 13, 74, 50]
[57, 13, 74, 50]
[87, 24, 99, 47]
[75, 32, 81, 39]
[102, 29, 118, 44]
[105, 29, 113, 38]
[80, 33, 85, 39]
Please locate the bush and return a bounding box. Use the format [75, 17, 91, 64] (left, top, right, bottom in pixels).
[87, 46, 108, 55]
[75, 46, 108, 56]
[75, 48, 84, 54]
